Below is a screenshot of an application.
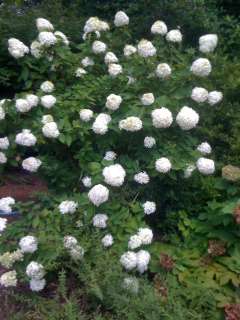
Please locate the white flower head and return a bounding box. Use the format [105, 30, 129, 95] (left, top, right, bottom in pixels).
[166, 29, 182, 43]
[8, 38, 29, 59]
[63, 236, 78, 249]
[208, 91, 223, 105]
[134, 171, 150, 184]
[108, 63, 123, 77]
[88, 184, 109, 206]
[151, 20, 168, 35]
[191, 87, 208, 103]
[128, 235, 142, 250]
[41, 114, 54, 124]
[124, 45, 137, 57]
[30, 278, 46, 292]
[83, 17, 109, 35]
[0, 197, 15, 214]
[199, 34, 218, 53]
[0, 137, 9, 150]
[0, 270, 17, 287]
[0, 217, 7, 232]
[92, 40, 107, 54]
[184, 164, 196, 178]
[41, 95, 56, 109]
[36, 18, 54, 32]
[19, 235, 38, 253]
[0, 106, 5, 121]
[54, 31, 69, 46]
[26, 261, 45, 280]
[15, 99, 31, 113]
[38, 31, 57, 47]
[120, 251, 137, 271]
[40, 81, 54, 93]
[141, 93, 154, 106]
[82, 176, 92, 188]
[197, 142, 212, 154]
[119, 116, 142, 132]
[106, 94, 122, 111]
[75, 67, 87, 77]
[102, 234, 114, 247]
[93, 213, 108, 228]
[137, 39, 156, 57]
[59, 201, 78, 214]
[26, 94, 39, 108]
[156, 63, 171, 79]
[79, 109, 93, 122]
[42, 121, 60, 138]
[15, 129, 37, 146]
[142, 201, 156, 215]
[152, 107, 173, 128]
[22, 157, 42, 172]
[114, 11, 129, 27]
[144, 136, 156, 148]
[0, 152, 7, 164]
[104, 151, 117, 161]
[136, 250, 151, 273]
[30, 41, 42, 58]
[92, 113, 111, 135]
[190, 58, 212, 77]
[196, 157, 215, 175]
[104, 52, 118, 64]
[103, 164, 126, 187]
[176, 106, 199, 130]
[137, 228, 153, 245]
[82, 57, 94, 67]
[155, 157, 172, 173]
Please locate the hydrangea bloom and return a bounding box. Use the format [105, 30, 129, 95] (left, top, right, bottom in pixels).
[151, 20, 168, 35]
[92, 40, 107, 54]
[26, 94, 39, 108]
[208, 91, 223, 105]
[136, 250, 151, 273]
[119, 116, 142, 131]
[144, 136, 156, 148]
[108, 63, 123, 77]
[134, 171, 150, 184]
[59, 201, 78, 214]
[63, 236, 78, 249]
[79, 109, 93, 122]
[156, 63, 171, 79]
[0, 250, 23, 268]
[199, 34, 218, 53]
[82, 176, 92, 188]
[128, 235, 142, 250]
[190, 58, 212, 77]
[104, 151, 117, 161]
[155, 157, 172, 173]
[142, 201, 156, 215]
[104, 52, 118, 64]
[36, 18, 54, 32]
[30, 41, 42, 58]
[92, 213, 108, 228]
[15, 99, 32, 113]
[54, 31, 69, 46]
[92, 113, 111, 135]
[75, 67, 87, 77]
[8, 38, 29, 59]
[0, 270, 17, 287]
[114, 11, 129, 27]
[197, 142, 212, 154]
[42, 122, 60, 138]
[120, 251, 137, 271]
[88, 184, 109, 206]
[22, 157, 42, 172]
[196, 157, 215, 175]
[103, 164, 126, 187]
[30, 278, 46, 292]
[82, 57, 94, 67]
[0, 152, 7, 164]
[176, 106, 199, 130]
[26, 261, 45, 280]
[38, 31, 57, 47]
[41, 114, 54, 124]
[137, 228, 153, 245]
[41, 95, 56, 109]
[19, 236, 38, 253]
[152, 107, 173, 128]
[0, 217, 7, 233]
[0, 197, 15, 214]
[124, 45, 137, 57]
[40, 81, 54, 93]
[83, 17, 109, 35]
[141, 93, 154, 106]
[106, 94, 122, 111]
[184, 164, 196, 178]
[166, 29, 182, 43]
[102, 234, 114, 247]
[137, 39, 156, 57]
[191, 87, 208, 103]
[0, 137, 9, 150]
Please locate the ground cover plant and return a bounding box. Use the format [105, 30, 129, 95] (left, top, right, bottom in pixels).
[0, 8, 239, 319]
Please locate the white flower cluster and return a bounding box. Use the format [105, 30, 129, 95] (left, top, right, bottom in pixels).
[75, 67, 87, 77]
[151, 20, 167, 35]
[36, 18, 54, 32]
[82, 176, 92, 188]
[197, 142, 212, 154]
[208, 91, 223, 105]
[40, 81, 54, 93]
[104, 151, 117, 161]
[124, 44, 137, 57]
[26, 261, 46, 292]
[42, 121, 60, 138]
[156, 63, 172, 79]
[119, 116, 142, 131]
[0, 197, 15, 214]
[184, 164, 196, 178]
[15, 129, 37, 146]
[114, 11, 129, 27]
[104, 52, 118, 64]
[106, 94, 122, 111]
[0, 137, 9, 150]
[55, 31, 69, 46]
[88, 184, 109, 206]
[92, 40, 107, 54]
[15, 98, 32, 113]
[141, 93, 154, 106]
[41, 114, 54, 124]
[191, 87, 208, 103]
[8, 38, 29, 59]
[166, 29, 182, 43]
[144, 136, 156, 148]
[19, 235, 38, 253]
[59, 200, 78, 214]
[128, 228, 153, 250]
[0, 152, 7, 164]
[63, 236, 84, 261]
[0, 250, 23, 269]
[83, 17, 109, 39]
[79, 109, 93, 122]
[155, 157, 172, 173]
[108, 63, 123, 77]
[152, 108, 173, 128]
[137, 39, 156, 57]
[41, 95, 57, 108]
[190, 58, 212, 77]
[199, 34, 218, 53]
[0, 217, 7, 233]
[176, 106, 199, 130]
[101, 234, 114, 247]
[93, 213, 108, 228]
[92, 113, 111, 135]
[196, 157, 215, 175]
[120, 249, 151, 273]
[134, 171, 150, 184]
[82, 57, 94, 67]
[103, 164, 126, 187]
[0, 270, 17, 287]
[142, 201, 156, 215]
[38, 31, 57, 47]
[22, 157, 42, 172]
